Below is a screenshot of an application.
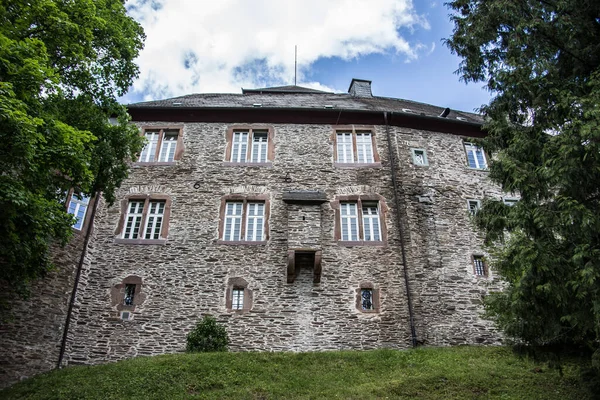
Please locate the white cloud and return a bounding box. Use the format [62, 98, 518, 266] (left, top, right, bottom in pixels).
[125, 0, 429, 101]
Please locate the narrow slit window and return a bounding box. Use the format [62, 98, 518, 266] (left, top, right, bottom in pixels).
[124, 284, 136, 306]
[232, 288, 244, 310]
[361, 289, 374, 310]
[473, 255, 486, 276]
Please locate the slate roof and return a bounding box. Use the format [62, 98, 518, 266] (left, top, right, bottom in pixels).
[128, 86, 483, 125]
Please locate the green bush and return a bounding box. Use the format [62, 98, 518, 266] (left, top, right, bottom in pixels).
[186, 315, 229, 352]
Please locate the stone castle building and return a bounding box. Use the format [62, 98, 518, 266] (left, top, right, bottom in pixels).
[0, 78, 505, 387]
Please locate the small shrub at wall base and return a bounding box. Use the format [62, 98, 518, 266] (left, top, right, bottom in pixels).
[186, 315, 229, 353]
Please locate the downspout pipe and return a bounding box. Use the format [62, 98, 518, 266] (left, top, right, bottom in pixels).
[384, 112, 418, 348]
[57, 191, 100, 369]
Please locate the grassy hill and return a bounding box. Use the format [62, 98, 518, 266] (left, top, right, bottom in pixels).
[1, 346, 592, 399]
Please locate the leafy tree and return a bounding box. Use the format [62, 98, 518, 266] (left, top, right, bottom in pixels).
[0, 0, 145, 301]
[445, 0, 600, 358]
[186, 315, 229, 353]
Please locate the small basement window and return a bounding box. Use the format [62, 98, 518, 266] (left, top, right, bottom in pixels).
[473, 255, 487, 277]
[411, 148, 428, 166]
[467, 199, 481, 216]
[232, 288, 244, 310]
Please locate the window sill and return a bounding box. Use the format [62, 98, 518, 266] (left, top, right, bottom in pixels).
[466, 166, 488, 172]
[114, 238, 167, 245]
[338, 240, 386, 247]
[359, 309, 380, 314]
[217, 240, 267, 245]
[334, 162, 382, 168]
[133, 161, 177, 166]
[412, 163, 429, 167]
[222, 161, 273, 167]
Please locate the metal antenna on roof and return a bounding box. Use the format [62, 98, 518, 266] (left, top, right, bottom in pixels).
[294, 45, 297, 86]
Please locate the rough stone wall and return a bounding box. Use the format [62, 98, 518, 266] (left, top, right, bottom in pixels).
[0, 119, 505, 386]
[63, 122, 413, 367]
[0, 230, 89, 387]
[392, 127, 503, 345]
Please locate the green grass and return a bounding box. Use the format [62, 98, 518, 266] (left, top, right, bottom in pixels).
[1, 346, 592, 399]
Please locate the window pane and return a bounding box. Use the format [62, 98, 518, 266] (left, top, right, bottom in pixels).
[465, 143, 486, 169]
[245, 202, 265, 241]
[124, 284, 136, 305]
[139, 131, 159, 162]
[250, 131, 268, 163]
[231, 131, 249, 162]
[224, 202, 243, 240]
[68, 194, 90, 230]
[158, 131, 178, 162]
[144, 201, 166, 239]
[340, 202, 359, 241]
[361, 289, 374, 310]
[232, 288, 244, 310]
[473, 256, 486, 276]
[356, 132, 374, 163]
[124, 200, 145, 239]
[336, 133, 354, 163]
[362, 203, 381, 241]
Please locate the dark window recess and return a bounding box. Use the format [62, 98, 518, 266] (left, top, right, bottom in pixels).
[473, 256, 486, 276]
[124, 284, 136, 305]
[361, 289, 374, 310]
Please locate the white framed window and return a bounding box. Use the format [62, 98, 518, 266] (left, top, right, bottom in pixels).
[222, 200, 267, 242]
[362, 202, 381, 241]
[138, 128, 182, 163]
[411, 148, 429, 166]
[223, 202, 243, 241]
[503, 198, 518, 206]
[339, 200, 383, 242]
[232, 288, 244, 310]
[467, 199, 481, 216]
[227, 128, 272, 163]
[245, 202, 265, 241]
[334, 129, 378, 165]
[67, 194, 89, 230]
[464, 142, 487, 169]
[122, 199, 167, 240]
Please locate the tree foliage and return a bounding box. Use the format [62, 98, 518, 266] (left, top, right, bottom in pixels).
[186, 315, 229, 353]
[445, 0, 600, 354]
[0, 0, 145, 299]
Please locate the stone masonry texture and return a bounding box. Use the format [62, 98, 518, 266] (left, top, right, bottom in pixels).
[0, 105, 504, 388]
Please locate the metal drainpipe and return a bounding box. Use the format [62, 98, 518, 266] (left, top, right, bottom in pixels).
[57, 191, 100, 369]
[384, 112, 418, 347]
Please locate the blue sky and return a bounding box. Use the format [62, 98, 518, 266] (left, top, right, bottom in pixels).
[123, 0, 492, 113]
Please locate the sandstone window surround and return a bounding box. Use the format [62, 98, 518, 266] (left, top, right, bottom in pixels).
[332, 126, 381, 168]
[331, 195, 388, 246]
[463, 141, 488, 170]
[411, 148, 429, 166]
[472, 255, 488, 277]
[110, 275, 146, 318]
[114, 194, 172, 245]
[136, 126, 184, 165]
[355, 282, 380, 313]
[218, 194, 270, 244]
[225, 277, 253, 312]
[223, 125, 275, 166]
[467, 199, 481, 216]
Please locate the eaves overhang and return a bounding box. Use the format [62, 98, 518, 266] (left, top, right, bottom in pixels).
[127, 106, 485, 138]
